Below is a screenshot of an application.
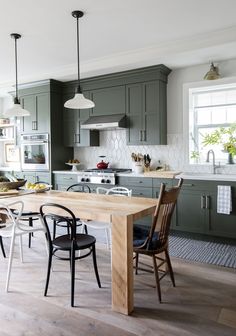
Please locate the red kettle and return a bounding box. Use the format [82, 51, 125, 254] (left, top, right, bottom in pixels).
[97, 157, 109, 169]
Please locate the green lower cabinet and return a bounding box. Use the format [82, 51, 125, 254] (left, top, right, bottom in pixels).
[174, 189, 206, 233]
[53, 173, 77, 190]
[174, 180, 236, 239]
[207, 192, 236, 239]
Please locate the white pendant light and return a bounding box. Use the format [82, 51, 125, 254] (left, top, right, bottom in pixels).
[4, 33, 30, 118]
[64, 10, 95, 110]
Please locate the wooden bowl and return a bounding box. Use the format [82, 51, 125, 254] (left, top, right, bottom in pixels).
[0, 179, 26, 190]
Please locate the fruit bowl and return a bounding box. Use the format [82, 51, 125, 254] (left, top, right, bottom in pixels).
[0, 179, 26, 190]
[22, 183, 51, 193]
[65, 162, 81, 171]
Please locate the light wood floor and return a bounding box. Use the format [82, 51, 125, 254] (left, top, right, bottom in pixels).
[0, 232, 236, 336]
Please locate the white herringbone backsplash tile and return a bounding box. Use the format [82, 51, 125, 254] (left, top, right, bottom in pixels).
[74, 130, 184, 170]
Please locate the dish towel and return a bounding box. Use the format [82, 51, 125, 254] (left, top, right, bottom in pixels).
[217, 185, 232, 215]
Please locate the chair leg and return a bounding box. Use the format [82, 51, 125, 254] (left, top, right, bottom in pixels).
[28, 217, 33, 248]
[165, 249, 175, 287]
[152, 255, 162, 303]
[44, 247, 53, 296]
[0, 236, 6, 258]
[92, 245, 101, 288]
[6, 235, 16, 292]
[135, 252, 139, 275]
[70, 244, 76, 307]
[19, 235, 23, 262]
[53, 220, 56, 240]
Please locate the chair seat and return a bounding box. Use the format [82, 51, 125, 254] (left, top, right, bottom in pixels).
[56, 216, 82, 227]
[12, 209, 40, 217]
[133, 225, 161, 250]
[53, 233, 96, 251]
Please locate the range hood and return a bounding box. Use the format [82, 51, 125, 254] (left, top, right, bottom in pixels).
[81, 114, 126, 130]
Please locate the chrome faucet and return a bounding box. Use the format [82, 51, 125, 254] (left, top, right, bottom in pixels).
[206, 150, 221, 174]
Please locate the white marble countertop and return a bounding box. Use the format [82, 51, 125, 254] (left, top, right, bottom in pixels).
[53, 170, 236, 182]
[176, 172, 236, 182]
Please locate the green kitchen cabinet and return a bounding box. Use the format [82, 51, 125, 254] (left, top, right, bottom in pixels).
[174, 180, 236, 239]
[20, 93, 50, 133]
[63, 92, 99, 147]
[118, 176, 153, 226]
[126, 80, 167, 145]
[53, 173, 78, 191]
[90, 85, 126, 116]
[20, 171, 51, 184]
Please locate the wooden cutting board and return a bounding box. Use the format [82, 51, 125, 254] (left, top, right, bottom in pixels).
[0, 189, 19, 196]
[143, 171, 182, 178]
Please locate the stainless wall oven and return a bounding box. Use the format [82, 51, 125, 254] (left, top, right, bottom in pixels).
[20, 134, 50, 171]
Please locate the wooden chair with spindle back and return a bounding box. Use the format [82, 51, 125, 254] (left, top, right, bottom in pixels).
[133, 178, 183, 303]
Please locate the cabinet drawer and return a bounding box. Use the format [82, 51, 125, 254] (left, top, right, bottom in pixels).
[54, 174, 77, 185]
[118, 176, 152, 187]
[131, 187, 152, 198]
[35, 173, 51, 183]
[152, 178, 173, 188]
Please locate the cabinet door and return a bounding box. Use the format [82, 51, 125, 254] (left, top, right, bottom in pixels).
[22, 172, 36, 183]
[21, 93, 50, 134]
[21, 95, 36, 133]
[143, 81, 166, 145]
[126, 84, 143, 145]
[175, 189, 206, 233]
[91, 86, 125, 116]
[35, 172, 51, 184]
[207, 193, 236, 238]
[63, 94, 78, 147]
[36, 93, 50, 133]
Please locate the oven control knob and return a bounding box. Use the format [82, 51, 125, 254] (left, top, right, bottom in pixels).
[85, 178, 90, 182]
[81, 178, 85, 182]
[101, 179, 105, 183]
[106, 179, 111, 184]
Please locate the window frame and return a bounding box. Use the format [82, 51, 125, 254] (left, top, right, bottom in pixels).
[183, 76, 236, 169]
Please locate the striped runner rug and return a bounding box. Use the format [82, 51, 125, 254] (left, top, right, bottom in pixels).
[169, 232, 236, 269]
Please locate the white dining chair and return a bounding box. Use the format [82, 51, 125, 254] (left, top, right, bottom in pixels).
[0, 201, 47, 292]
[83, 186, 132, 249]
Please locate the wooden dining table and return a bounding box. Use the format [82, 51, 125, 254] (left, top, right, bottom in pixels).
[0, 190, 157, 315]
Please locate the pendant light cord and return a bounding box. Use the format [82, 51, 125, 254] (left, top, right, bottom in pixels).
[76, 16, 81, 93]
[14, 37, 19, 101]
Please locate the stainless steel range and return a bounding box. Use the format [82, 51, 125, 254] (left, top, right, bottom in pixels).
[77, 169, 131, 185]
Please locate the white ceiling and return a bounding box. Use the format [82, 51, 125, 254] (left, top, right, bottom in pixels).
[1, 0, 236, 95]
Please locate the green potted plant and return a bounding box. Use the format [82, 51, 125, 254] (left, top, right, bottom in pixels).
[202, 124, 236, 164]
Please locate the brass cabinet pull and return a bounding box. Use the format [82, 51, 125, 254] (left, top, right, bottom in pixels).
[200, 195, 205, 209]
[139, 130, 142, 141]
[143, 130, 146, 141]
[206, 195, 210, 209]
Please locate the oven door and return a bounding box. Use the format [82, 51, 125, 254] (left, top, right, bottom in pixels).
[21, 140, 49, 171]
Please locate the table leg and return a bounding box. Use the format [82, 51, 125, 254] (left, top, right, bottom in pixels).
[111, 214, 133, 315]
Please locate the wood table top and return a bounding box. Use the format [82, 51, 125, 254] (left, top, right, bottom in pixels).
[0, 190, 158, 223]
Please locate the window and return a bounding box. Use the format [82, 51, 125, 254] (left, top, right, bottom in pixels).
[188, 83, 236, 164]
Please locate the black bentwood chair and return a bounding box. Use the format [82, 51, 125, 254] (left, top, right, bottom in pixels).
[52, 184, 91, 239]
[40, 203, 101, 307]
[133, 178, 183, 303]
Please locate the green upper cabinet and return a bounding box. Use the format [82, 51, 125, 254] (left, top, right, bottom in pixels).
[90, 86, 126, 116]
[63, 65, 171, 146]
[20, 93, 50, 133]
[126, 80, 167, 145]
[63, 92, 99, 147]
